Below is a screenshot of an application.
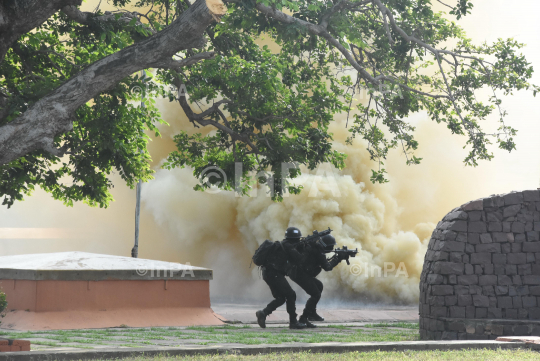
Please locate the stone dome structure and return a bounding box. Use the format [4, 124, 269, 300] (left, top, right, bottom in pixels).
[420, 190, 540, 340]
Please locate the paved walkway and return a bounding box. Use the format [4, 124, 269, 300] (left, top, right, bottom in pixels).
[0, 340, 530, 361]
[212, 303, 419, 324]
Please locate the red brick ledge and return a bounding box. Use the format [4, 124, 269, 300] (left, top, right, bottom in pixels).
[0, 339, 30, 352]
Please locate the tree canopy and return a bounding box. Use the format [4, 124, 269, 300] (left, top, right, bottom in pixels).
[0, 0, 537, 208]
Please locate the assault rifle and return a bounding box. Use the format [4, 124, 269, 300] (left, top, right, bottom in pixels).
[294, 228, 333, 248]
[333, 246, 358, 265]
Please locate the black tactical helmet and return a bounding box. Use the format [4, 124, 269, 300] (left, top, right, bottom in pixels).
[285, 227, 302, 239]
[316, 234, 336, 253]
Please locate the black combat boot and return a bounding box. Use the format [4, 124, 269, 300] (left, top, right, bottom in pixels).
[299, 315, 317, 328]
[307, 310, 325, 322]
[289, 318, 307, 329]
[256, 310, 267, 328]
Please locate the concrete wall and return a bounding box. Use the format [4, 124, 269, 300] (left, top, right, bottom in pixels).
[420, 190, 540, 340]
[0, 279, 210, 311]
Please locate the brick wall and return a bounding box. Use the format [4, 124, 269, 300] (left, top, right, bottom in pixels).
[420, 190, 540, 340]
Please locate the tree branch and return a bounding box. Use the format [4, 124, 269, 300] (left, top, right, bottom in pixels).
[0, 0, 227, 165]
[61, 6, 157, 36]
[0, 0, 82, 63]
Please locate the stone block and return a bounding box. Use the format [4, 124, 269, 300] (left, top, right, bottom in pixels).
[483, 286, 495, 296]
[479, 275, 497, 286]
[528, 253, 536, 263]
[449, 221, 468, 232]
[429, 296, 446, 306]
[469, 221, 487, 233]
[462, 199, 483, 211]
[485, 264, 496, 274]
[526, 222, 534, 232]
[508, 253, 527, 265]
[523, 275, 540, 285]
[457, 294, 472, 306]
[530, 308, 540, 320]
[498, 296, 513, 308]
[432, 285, 454, 295]
[515, 325, 531, 336]
[490, 324, 504, 335]
[426, 274, 444, 284]
[492, 254, 507, 264]
[438, 241, 466, 253]
[523, 296, 537, 308]
[463, 254, 470, 263]
[471, 253, 492, 265]
[535, 222, 540, 231]
[488, 308, 503, 319]
[519, 212, 534, 223]
[488, 222, 502, 232]
[474, 265, 483, 274]
[514, 234, 525, 243]
[454, 285, 469, 295]
[444, 211, 469, 221]
[465, 264, 474, 275]
[519, 309, 529, 319]
[476, 307, 488, 318]
[513, 275, 524, 285]
[450, 306, 466, 318]
[512, 222, 526, 233]
[495, 286, 508, 295]
[476, 243, 500, 253]
[449, 252, 464, 263]
[443, 230, 458, 241]
[523, 190, 540, 202]
[445, 296, 457, 306]
[498, 275, 513, 286]
[484, 196, 504, 208]
[489, 296, 498, 308]
[472, 295, 490, 307]
[513, 296, 522, 308]
[518, 264, 532, 275]
[503, 222, 512, 232]
[467, 233, 480, 245]
[456, 232, 467, 242]
[441, 331, 458, 340]
[448, 321, 466, 332]
[469, 211, 483, 221]
[511, 243, 521, 253]
[434, 262, 464, 275]
[533, 265, 540, 275]
[466, 305, 475, 318]
[504, 192, 523, 206]
[479, 233, 493, 244]
[449, 274, 457, 284]
[516, 285, 529, 295]
[523, 242, 540, 252]
[503, 204, 522, 218]
[506, 265, 517, 275]
[470, 285, 482, 295]
[493, 264, 506, 275]
[492, 232, 510, 243]
[487, 211, 503, 222]
[466, 244, 475, 254]
[496, 243, 509, 254]
[431, 306, 448, 317]
[506, 309, 518, 319]
[458, 275, 478, 285]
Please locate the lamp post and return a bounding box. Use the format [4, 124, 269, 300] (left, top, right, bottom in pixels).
[131, 71, 145, 258]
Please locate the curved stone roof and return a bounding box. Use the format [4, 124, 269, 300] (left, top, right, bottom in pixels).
[0, 252, 212, 281]
[420, 190, 540, 340]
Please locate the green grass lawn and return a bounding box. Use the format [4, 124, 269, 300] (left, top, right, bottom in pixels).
[0, 323, 420, 349]
[102, 349, 540, 361]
